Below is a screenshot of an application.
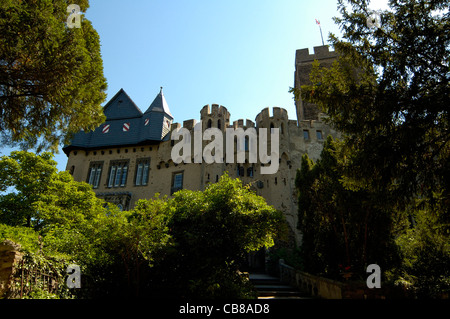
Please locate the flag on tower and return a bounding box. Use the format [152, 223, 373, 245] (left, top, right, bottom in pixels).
[315, 19, 324, 45]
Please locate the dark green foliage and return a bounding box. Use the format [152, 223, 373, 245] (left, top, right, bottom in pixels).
[0, 151, 105, 230]
[0, 0, 107, 152]
[292, 0, 449, 297]
[1, 153, 284, 298]
[151, 174, 285, 298]
[296, 137, 407, 280]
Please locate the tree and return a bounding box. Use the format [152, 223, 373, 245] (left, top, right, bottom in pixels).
[153, 173, 287, 298]
[0, 0, 107, 152]
[291, 0, 449, 211]
[0, 151, 58, 227]
[291, 0, 449, 295]
[295, 136, 407, 280]
[0, 150, 107, 230]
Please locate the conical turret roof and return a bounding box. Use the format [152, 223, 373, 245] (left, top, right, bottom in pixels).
[144, 87, 172, 118]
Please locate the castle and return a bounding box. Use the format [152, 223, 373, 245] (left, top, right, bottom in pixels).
[63, 45, 340, 246]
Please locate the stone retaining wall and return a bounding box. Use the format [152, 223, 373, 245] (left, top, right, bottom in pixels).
[0, 240, 23, 298]
[279, 259, 343, 299]
[278, 259, 400, 299]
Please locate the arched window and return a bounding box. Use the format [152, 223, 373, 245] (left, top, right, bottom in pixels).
[207, 119, 212, 128]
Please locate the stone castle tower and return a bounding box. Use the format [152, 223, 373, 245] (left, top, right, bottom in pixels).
[294, 45, 338, 122]
[63, 45, 339, 246]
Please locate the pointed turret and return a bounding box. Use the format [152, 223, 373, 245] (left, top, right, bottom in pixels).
[144, 87, 173, 118]
[141, 87, 174, 141]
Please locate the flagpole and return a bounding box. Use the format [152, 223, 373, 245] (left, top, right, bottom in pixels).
[319, 25, 324, 45]
[316, 19, 324, 46]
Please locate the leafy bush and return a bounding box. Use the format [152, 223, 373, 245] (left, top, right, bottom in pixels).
[1, 153, 286, 299]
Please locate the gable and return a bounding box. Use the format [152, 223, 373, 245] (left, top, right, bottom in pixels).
[103, 89, 143, 120]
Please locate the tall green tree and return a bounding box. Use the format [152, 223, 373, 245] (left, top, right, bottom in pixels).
[292, 0, 449, 296]
[296, 137, 407, 280]
[292, 0, 449, 211]
[0, 0, 107, 152]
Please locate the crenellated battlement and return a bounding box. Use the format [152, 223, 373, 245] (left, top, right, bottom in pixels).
[287, 120, 298, 129]
[295, 45, 338, 63]
[172, 103, 300, 136]
[200, 104, 230, 119]
[255, 107, 288, 124]
[170, 122, 181, 131]
[182, 119, 197, 130]
[232, 119, 255, 129]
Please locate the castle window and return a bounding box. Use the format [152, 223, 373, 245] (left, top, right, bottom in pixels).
[316, 130, 323, 140]
[207, 119, 212, 129]
[247, 167, 254, 178]
[87, 162, 103, 189]
[244, 136, 249, 151]
[236, 165, 245, 177]
[135, 158, 150, 186]
[303, 130, 310, 139]
[108, 160, 129, 188]
[69, 165, 75, 176]
[281, 123, 285, 135]
[171, 172, 184, 195]
[218, 119, 221, 130]
[270, 122, 275, 133]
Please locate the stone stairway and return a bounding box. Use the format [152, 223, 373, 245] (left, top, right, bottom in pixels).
[249, 273, 312, 299]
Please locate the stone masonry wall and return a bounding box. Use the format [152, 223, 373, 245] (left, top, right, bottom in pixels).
[0, 240, 23, 298]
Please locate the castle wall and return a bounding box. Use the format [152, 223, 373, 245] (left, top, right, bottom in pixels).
[65, 44, 341, 247]
[65, 104, 340, 246]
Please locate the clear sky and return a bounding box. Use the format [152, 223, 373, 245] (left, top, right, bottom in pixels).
[1, 0, 389, 172]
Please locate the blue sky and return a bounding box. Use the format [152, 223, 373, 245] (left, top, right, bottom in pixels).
[1, 0, 388, 172]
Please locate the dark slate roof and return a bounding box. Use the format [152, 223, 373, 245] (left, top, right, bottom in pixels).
[63, 88, 174, 155]
[145, 87, 173, 118]
[104, 89, 143, 120]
